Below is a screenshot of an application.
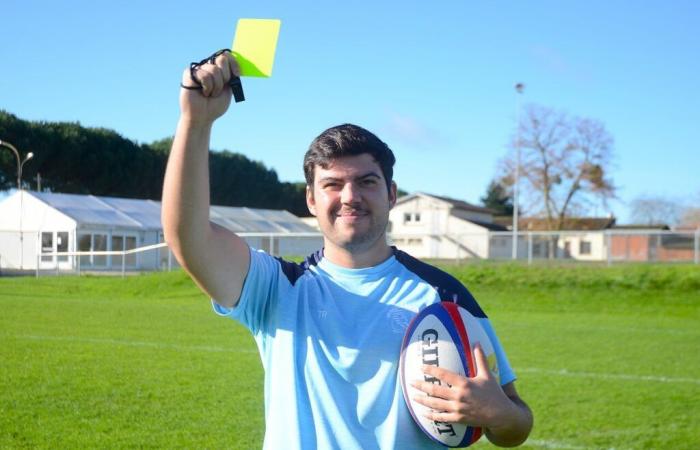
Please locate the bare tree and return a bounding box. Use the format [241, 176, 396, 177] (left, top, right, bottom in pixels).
[679, 191, 700, 227]
[498, 104, 616, 230]
[629, 195, 683, 226]
[680, 208, 700, 227]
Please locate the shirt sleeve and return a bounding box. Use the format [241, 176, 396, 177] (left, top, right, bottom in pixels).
[211, 247, 281, 335]
[479, 319, 517, 385]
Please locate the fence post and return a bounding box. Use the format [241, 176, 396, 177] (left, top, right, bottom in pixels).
[36, 253, 39, 278]
[527, 233, 533, 265]
[78, 253, 81, 276]
[122, 253, 126, 278]
[695, 229, 699, 265]
[606, 231, 612, 267]
[168, 248, 172, 272]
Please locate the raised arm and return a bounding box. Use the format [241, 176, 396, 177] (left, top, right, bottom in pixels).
[161, 52, 250, 308]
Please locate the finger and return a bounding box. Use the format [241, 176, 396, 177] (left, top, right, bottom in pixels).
[473, 343, 492, 379]
[227, 52, 241, 78]
[195, 69, 214, 97]
[181, 67, 197, 87]
[412, 393, 455, 412]
[423, 365, 467, 387]
[411, 380, 458, 400]
[199, 64, 224, 97]
[423, 410, 465, 425]
[214, 54, 231, 85]
[215, 52, 237, 83]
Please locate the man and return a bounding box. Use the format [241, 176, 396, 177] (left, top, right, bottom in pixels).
[162, 51, 532, 449]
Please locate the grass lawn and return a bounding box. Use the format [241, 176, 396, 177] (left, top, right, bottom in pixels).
[1, 263, 698, 449]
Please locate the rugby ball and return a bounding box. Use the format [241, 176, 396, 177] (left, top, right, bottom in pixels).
[399, 302, 499, 448]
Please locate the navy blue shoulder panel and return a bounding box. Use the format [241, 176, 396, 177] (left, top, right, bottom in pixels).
[275, 249, 323, 286]
[393, 248, 486, 318]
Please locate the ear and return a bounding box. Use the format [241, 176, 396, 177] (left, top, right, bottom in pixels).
[389, 181, 398, 208]
[306, 185, 317, 216]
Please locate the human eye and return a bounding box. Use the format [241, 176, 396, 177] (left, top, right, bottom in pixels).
[322, 180, 341, 190]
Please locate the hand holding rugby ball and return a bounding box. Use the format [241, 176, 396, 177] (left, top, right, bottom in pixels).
[399, 302, 499, 448]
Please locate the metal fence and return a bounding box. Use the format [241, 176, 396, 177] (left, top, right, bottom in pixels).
[389, 229, 700, 265]
[489, 230, 700, 265]
[1, 229, 698, 277]
[19, 232, 322, 277]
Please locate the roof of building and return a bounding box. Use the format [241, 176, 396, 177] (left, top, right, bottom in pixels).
[494, 216, 616, 231]
[27, 191, 315, 233]
[397, 192, 496, 215]
[467, 219, 508, 232]
[612, 224, 670, 230]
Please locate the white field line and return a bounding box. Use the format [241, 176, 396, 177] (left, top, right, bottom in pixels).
[10, 335, 700, 385]
[14, 334, 257, 354]
[525, 439, 613, 450]
[506, 322, 699, 337]
[518, 367, 700, 385]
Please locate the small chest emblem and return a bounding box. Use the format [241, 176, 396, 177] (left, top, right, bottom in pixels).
[387, 308, 413, 334]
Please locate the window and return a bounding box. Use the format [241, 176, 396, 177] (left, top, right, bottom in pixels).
[41, 232, 53, 262]
[579, 240, 591, 255]
[78, 234, 91, 266]
[408, 238, 423, 246]
[93, 234, 107, 266]
[125, 236, 137, 267]
[403, 212, 421, 224]
[57, 232, 69, 262]
[112, 235, 124, 267]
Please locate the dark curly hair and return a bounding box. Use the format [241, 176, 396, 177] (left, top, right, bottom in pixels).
[303, 124, 396, 195]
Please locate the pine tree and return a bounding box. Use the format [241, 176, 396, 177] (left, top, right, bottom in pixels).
[480, 180, 514, 216]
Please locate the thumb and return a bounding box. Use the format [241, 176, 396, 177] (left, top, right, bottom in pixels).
[473, 343, 492, 379]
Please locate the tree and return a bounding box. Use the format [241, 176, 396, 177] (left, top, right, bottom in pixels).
[678, 191, 700, 227]
[498, 104, 616, 230]
[0, 110, 309, 213]
[480, 179, 514, 216]
[629, 195, 682, 226]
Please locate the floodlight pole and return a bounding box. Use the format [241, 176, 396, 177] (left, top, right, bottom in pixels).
[1, 139, 34, 270]
[512, 83, 525, 260]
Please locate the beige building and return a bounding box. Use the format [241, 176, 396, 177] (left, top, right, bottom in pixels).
[389, 193, 505, 259]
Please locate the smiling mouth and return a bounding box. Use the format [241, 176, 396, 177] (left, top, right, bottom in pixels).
[335, 209, 369, 222]
[337, 209, 368, 217]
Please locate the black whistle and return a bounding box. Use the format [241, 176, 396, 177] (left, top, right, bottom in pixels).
[229, 76, 245, 103]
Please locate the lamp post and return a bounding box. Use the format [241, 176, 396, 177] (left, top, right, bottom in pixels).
[512, 83, 525, 260]
[1, 139, 34, 270]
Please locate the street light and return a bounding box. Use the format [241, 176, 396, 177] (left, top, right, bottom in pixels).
[512, 83, 525, 260]
[1, 139, 34, 270]
[21, 152, 34, 187]
[0, 139, 33, 189]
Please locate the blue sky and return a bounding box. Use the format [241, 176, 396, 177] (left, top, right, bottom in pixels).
[2, 0, 698, 222]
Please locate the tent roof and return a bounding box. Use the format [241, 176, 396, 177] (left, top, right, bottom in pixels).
[29, 192, 314, 233]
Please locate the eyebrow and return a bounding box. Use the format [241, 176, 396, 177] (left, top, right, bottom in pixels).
[318, 171, 382, 183]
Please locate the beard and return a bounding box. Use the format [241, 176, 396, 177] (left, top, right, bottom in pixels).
[323, 206, 390, 253]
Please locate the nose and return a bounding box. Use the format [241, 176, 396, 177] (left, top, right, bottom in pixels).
[340, 182, 361, 204]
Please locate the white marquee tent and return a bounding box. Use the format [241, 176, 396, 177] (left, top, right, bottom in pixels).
[0, 191, 320, 273]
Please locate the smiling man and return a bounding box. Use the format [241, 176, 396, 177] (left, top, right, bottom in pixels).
[162, 51, 532, 449]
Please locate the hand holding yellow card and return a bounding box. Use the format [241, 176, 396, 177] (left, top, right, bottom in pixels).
[232, 19, 281, 78]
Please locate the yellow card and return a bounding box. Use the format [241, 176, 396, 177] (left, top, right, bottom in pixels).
[232, 18, 281, 77]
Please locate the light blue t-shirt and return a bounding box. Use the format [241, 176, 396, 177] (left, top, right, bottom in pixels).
[213, 247, 515, 450]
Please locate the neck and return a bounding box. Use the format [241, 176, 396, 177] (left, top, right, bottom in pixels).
[323, 240, 393, 269]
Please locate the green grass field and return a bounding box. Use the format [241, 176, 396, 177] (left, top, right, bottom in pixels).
[1, 263, 699, 449]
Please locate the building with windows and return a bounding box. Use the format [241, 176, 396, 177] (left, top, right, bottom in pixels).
[0, 191, 319, 273]
[389, 193, 505, 259]
[499, 216, 617, 261]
